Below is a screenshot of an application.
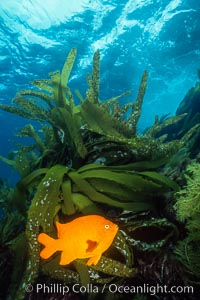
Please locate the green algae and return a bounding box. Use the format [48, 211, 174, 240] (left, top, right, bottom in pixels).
[174, 163, 200, 281]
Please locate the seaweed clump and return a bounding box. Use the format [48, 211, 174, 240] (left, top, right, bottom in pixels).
[0, 180, 26, 300]
[174, 163, 200, 283]
[0, 49, 196, 300]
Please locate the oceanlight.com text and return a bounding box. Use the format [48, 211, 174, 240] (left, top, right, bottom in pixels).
[25, 283, 194, 296]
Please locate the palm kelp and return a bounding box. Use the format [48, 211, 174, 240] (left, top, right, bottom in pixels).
[0, 48, 194, 173]
[0, 49, 198, 300]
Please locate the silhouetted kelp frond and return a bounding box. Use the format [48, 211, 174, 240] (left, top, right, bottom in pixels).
[146, 114, 187, 138]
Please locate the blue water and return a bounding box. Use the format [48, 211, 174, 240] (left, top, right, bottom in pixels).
[0, 0, 199, 185]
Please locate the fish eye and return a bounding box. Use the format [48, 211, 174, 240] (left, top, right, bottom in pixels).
[105, 224, 110, 229]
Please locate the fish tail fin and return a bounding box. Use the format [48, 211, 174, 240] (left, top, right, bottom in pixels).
[38, 233, 59, 259]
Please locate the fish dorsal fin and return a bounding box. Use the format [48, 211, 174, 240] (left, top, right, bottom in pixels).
[56, 221, 66, 238]
[86, 240, 98, 252]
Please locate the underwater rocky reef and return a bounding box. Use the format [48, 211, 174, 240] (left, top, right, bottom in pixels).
[0, 49, 199, 300]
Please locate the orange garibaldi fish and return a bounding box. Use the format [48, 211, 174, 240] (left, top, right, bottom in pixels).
[37, 215, 118, 266]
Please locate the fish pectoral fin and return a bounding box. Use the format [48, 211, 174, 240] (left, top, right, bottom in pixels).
[87, 253, 102, 266]
[59, 251, 74, 266]
[86, 240, 98, 252]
